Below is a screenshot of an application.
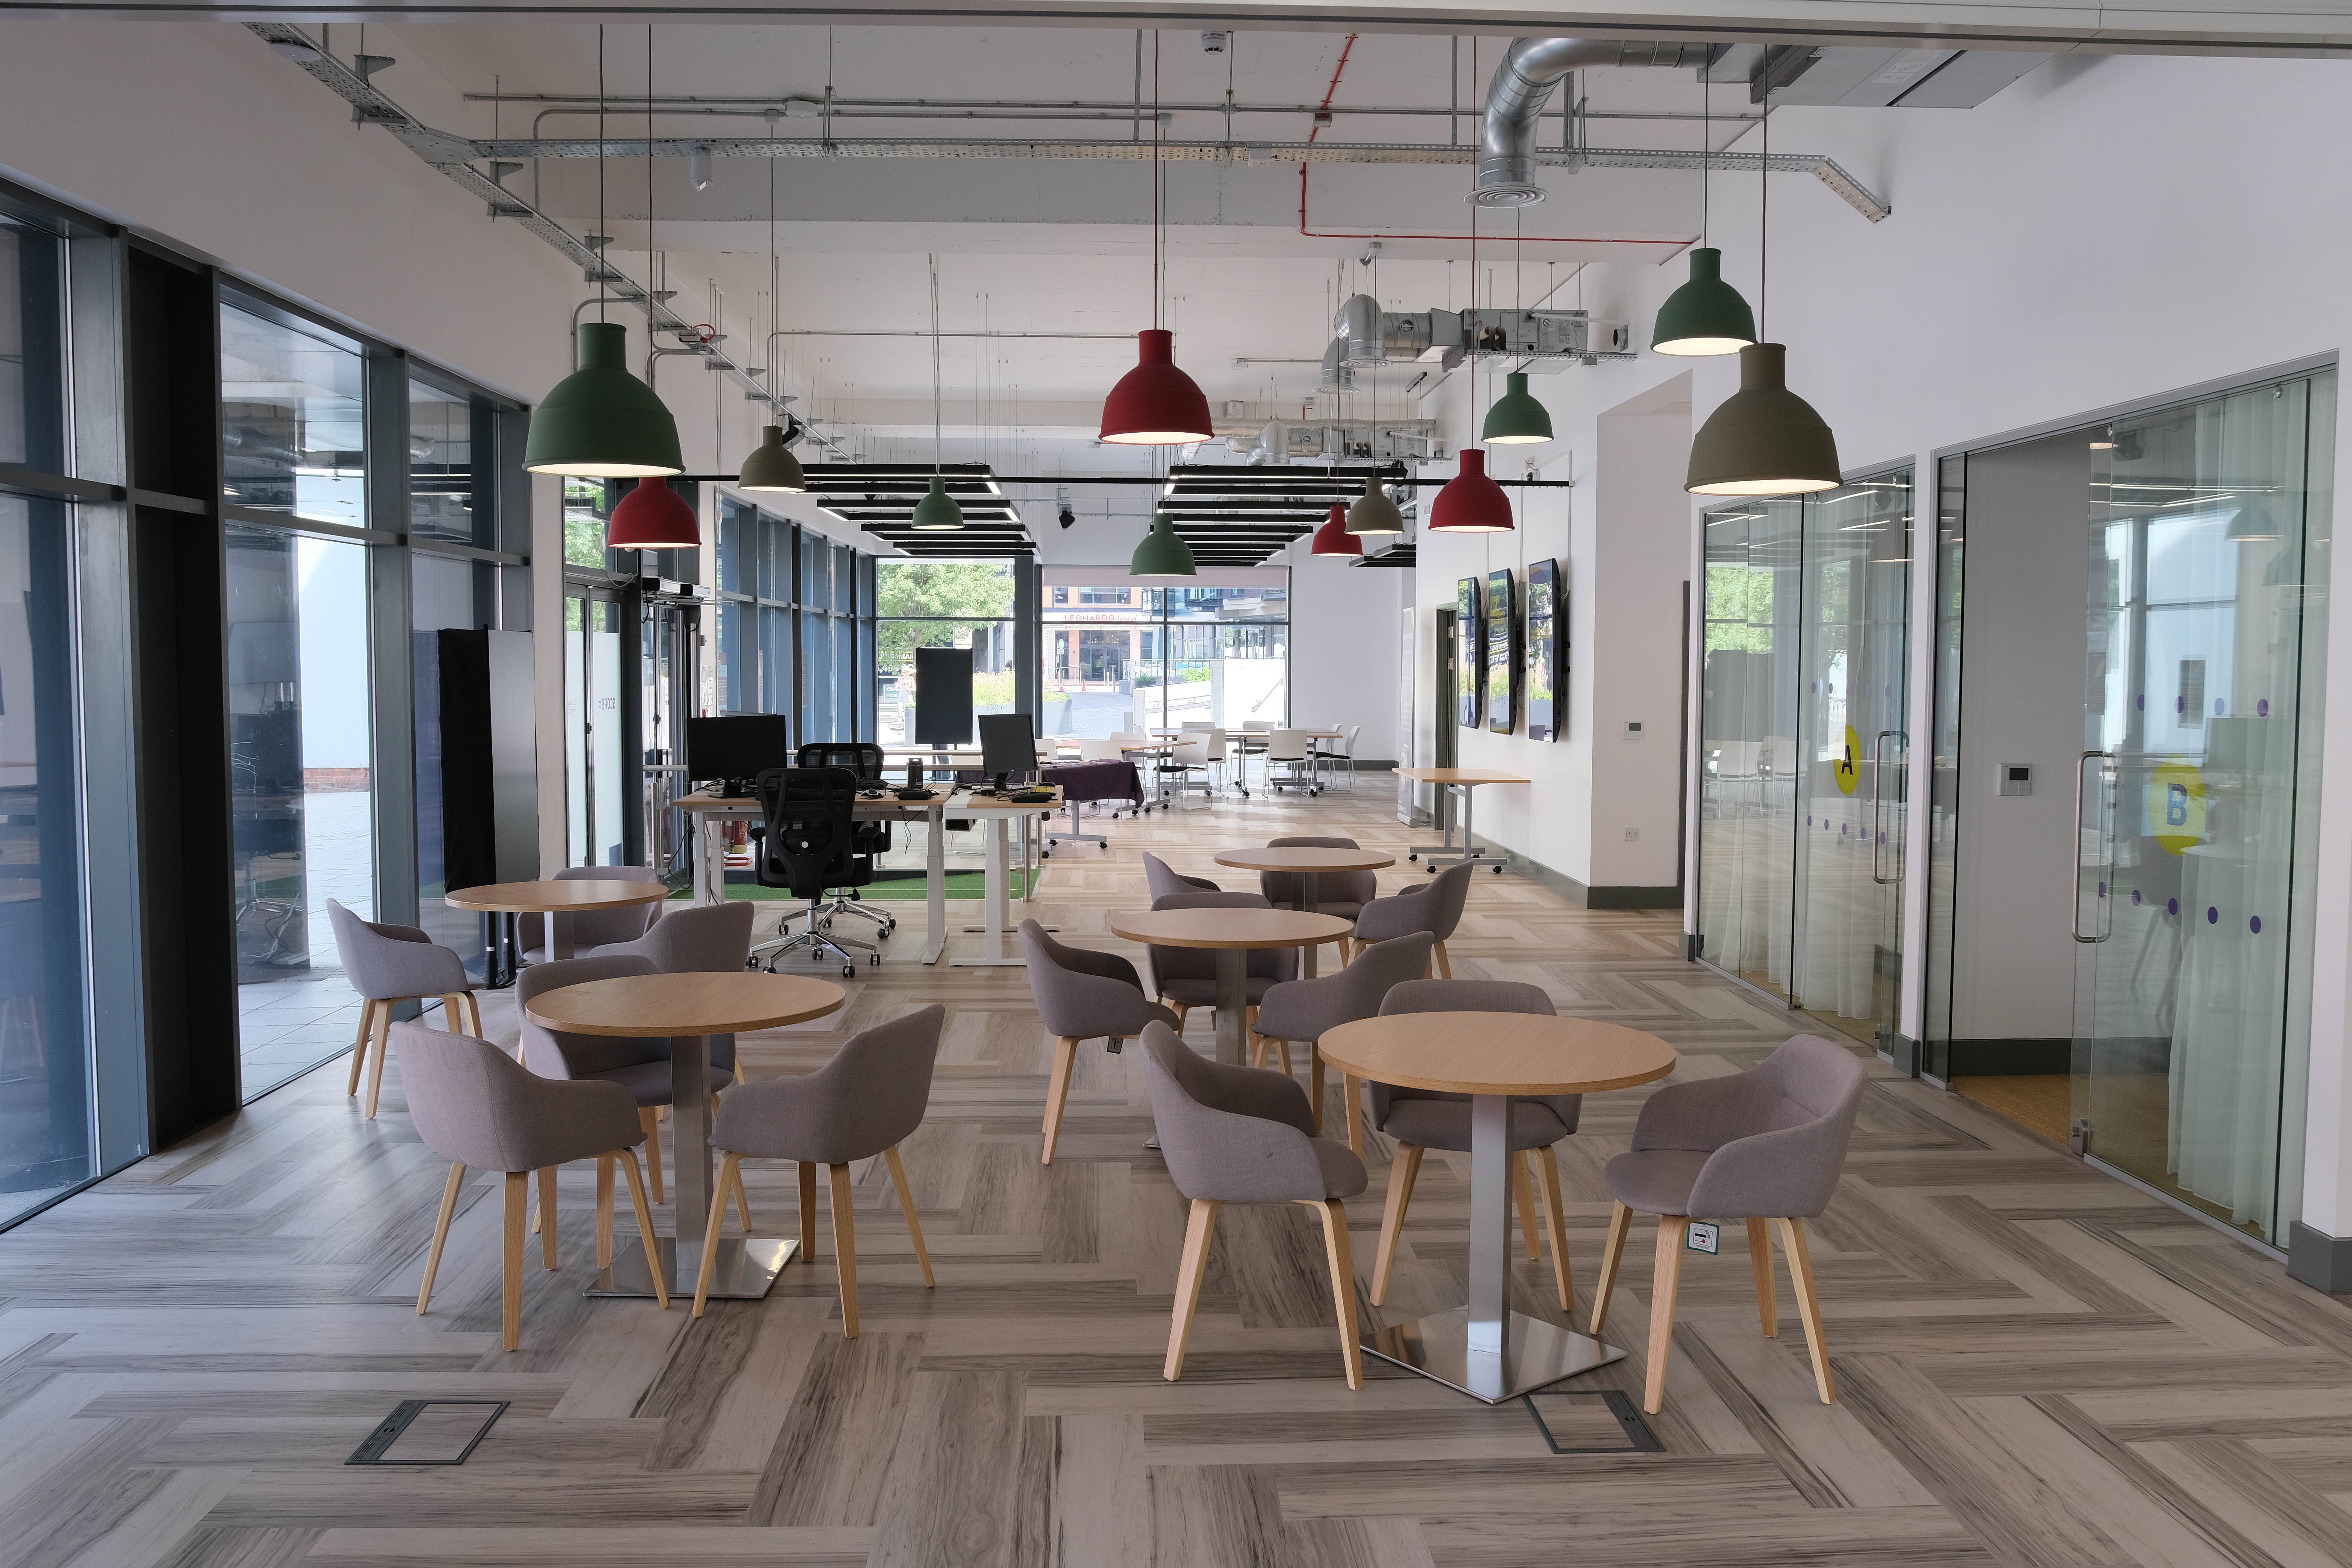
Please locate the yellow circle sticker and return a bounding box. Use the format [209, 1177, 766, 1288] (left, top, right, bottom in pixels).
[2147, 760, 2207, 855]
[1833, 724, 1862, 795]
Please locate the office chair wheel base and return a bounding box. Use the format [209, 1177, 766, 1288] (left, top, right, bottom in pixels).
[1407, 853, 1418, 862]
[1429, 865, 1438, 874]
[842, 964, 858, 978]
[1493, 864, 1503, 874]
[868, 952, 881, 966]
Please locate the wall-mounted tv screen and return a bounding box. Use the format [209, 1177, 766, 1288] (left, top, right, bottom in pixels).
[1487, 568, 1519, 735]
[1456, 577, 1484, 729]
[1526, 558, 1563, 742]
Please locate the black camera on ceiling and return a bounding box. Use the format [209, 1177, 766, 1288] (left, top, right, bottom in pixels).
[1058, 505, 1076, 529]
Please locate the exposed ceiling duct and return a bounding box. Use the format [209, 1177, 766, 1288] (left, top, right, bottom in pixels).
[1329, 294, 1632, 375]
[1473, 38, 1712, 207]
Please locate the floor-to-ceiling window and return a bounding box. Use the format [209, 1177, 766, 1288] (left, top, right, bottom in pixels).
[1039, 567, 1289, 737]
[219, 300, 381, 1098]
[876, 558, 1017, 746]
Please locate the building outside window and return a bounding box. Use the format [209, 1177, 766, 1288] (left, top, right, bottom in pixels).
[874, 559, 1016, 746]
[1041, 568, 1288, 737]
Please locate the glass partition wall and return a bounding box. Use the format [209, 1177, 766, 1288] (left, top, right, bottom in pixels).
[1040, 568, 1289, 737]
[1695, 470, 1913, 1052]
[1925, 369, 2332, 1248]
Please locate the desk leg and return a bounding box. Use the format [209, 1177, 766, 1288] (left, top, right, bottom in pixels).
[550, 911, 573, 963]
[952, 815, 1025, 967]
[1360, 1090, 1623, 1401]
[923, 804, 948, 965]
[589, 1033, 792, 1300]
[695, 818, 719, 906]
[482, 913, 518, 989]
[1214, 949, 1247, 1066]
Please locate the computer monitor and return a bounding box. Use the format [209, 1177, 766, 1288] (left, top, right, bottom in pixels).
[977, 712, 1036, 795]
[686, 714, 792, 794]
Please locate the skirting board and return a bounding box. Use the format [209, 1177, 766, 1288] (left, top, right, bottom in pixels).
[1946, 1038, 2071, 1076]
[2288, 1222, 2352, 1295]
[1464, 835, 1680, 910]
[1883, 1032, 1921, 1076]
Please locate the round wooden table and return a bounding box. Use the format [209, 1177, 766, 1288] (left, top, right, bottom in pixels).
[525, 970, 844, 1301]
[446, 878, 673, 986]
[1213, 846, 1395, 916]
[1107, 907, 1353, 1066]
[1318, 1011, 1677, 1405]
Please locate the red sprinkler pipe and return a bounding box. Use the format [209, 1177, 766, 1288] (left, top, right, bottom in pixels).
[1294, 33, 1690, 250]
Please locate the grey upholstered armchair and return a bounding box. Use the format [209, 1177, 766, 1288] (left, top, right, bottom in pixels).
[1351, 861, 1474, 977]
[693, 1004, 946, 1335]
[1246, 931, 1432, 1132]
[1255, 835, 1378, 934]
[1142, 852, 1218, 899]
[1023, 919, 1180, 1164]
[400, 1022, 667, 1349]
[1361, 978, 1578, 1314]
[605, 899, 758, 1080]
[1144, 890, 1299, 1030]
[518, 864, 666, 963]
[325, 898, 479, 1120]
[1587, 1033, 1868, 1414]
[1139, 1024, 1368, 1389]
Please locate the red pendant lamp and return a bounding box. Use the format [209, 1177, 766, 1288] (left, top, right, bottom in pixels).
[1310, 502, 1363, 557]
[606, 476, 701, 550]
[1429, 449, 1514, 533]
[1099, 34, 1215, 448]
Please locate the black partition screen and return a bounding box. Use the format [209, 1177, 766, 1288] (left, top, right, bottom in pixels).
[913, 643, 975, 745]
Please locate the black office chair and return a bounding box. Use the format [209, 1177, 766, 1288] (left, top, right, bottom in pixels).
[747, 766, 878, 978]
[795, 743, 898, 942]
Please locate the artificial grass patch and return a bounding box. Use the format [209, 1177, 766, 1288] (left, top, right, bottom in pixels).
[673, 868, 1043, 901]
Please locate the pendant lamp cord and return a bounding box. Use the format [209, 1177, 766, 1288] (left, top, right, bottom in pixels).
[596, 27, 606, 326]
[1152, 30, 1162, 332]
[1759, 93, 1769, 341]
[931, 253, 943, 476]
[1700, 68, 1709, 248]
[1467, 36, 1477, 442]
[646, 26, 656, 372]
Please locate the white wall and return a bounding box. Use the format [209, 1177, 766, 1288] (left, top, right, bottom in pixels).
[1282, 541, 1404, 763]
[1408, 50, 2352, 1239]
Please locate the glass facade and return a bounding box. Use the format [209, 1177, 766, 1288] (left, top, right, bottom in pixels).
[874, 559, 1015, 746]
[220, 303, 366, 527]
[704, 496, 874, 744]
[1040, 571, 1288, 737]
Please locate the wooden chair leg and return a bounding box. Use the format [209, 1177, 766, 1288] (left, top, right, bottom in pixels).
[798, 1161, 818, 1262]
[500, 1171, 528, 1351]
[884, 1146, 934, 1288]
[441, 994, 465, 1032]
[1433, 940, 1452, 980]
[363, 999, 395, 1118]
[347, 999, 377, 1097]
[1168, 1002, 1189, 1032]
[417, 1162, 464, 1314]
[828, 1164, 859, 1338]
[1748, 1218, 1778, 1338]
[1589, 1200, 1634, 1337]
[536, 1167, 559, 1266]
[730, 1161, 754, 1233]
[1369, 1143, 1424, 1306]
[1302, 1199, 1364, 1390]
[640, 1107, 665, 1204]
[691, 1153, 737, 1318]
[1164, 1199, 1220, 1381]
[1247, 1032, 1265, 1068]
[1274, 1038, 1293, 1076]
[1343, 1073, 1364, 1156]
[596, 1156, 616, 1268]
[1511, 1155, 1541, 1260]
[1775, 1217, 1834, 1403]
[1041, 1035, 1080, 1165]
[616, 1147, 668, 1309]
[1645, 1216, 1691, 1415]
[462, 991, 483, 1037]
[1309, 1048, 1326, 1135]
[1534, 1145, 1574, 1312]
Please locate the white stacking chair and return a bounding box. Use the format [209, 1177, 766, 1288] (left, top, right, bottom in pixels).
[1266, 729, 1318, 795]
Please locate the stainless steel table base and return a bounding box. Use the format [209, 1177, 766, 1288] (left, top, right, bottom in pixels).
[1412, 782, 1491, 869]
[587, 1236, 796, 1301]
[1363, 1307, 1625, 1403]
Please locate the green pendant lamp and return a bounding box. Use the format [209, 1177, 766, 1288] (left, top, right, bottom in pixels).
[1652, 248, 1756, 356]
[524, 322, 683, 476]
[1481, 371, 1553, 444]
[1346, 476, 1404, 535]
[1686, 344, 1841, 495]
[1130, 510, 1197, 579]
[911, 474, 964, 531]
[738, 424, 805, 492]
[1652, 78, 1755, 357]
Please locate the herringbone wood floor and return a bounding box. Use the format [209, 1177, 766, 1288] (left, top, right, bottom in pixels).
[5, 785, 2352, 1567]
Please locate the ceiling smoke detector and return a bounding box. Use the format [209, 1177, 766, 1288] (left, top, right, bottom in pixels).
[1201, 32, 1229, 52]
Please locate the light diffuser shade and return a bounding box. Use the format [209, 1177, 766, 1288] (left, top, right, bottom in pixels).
[1686, 344, 1842, 496]
[1481, 371, 1553, 444]
[605, 475, 701, 550]
[524, 322, 683, 477]
[1129, 510, 1198, 577]
[1651, 248, 1758, 357]
[1346, 477, 1405, 535]
[1099, 329, 1215, 445]
[737, 424, 806, 492]
[1429, 449, 1515, 533]
[910, 475, 965, 531]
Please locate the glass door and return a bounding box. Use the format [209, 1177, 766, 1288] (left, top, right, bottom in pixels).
[1696, 471, 1913, 1050]
[564, 588, 626, 867]
[1795, 472, 1913, 1050]
[2072, 372, 2333, 1244]
[641, 594, 697, 881]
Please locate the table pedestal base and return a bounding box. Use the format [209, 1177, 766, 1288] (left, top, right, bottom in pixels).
[586, 1236, 797, 1301]
[1362, 1307, 1625, 1404]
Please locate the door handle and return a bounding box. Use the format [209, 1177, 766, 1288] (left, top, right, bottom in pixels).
[2073, 750, 2116, 943]
[1871, 730, 1908, 885]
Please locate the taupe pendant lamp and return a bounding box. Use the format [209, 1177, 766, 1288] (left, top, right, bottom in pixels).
[738, 152, 805, 492]
[1685, 95, 1839, 496]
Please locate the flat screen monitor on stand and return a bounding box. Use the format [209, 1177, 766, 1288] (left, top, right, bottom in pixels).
[912, 645, 975, 786]
[977, 712, 1037, 797]
[686, 714, 792, 798]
